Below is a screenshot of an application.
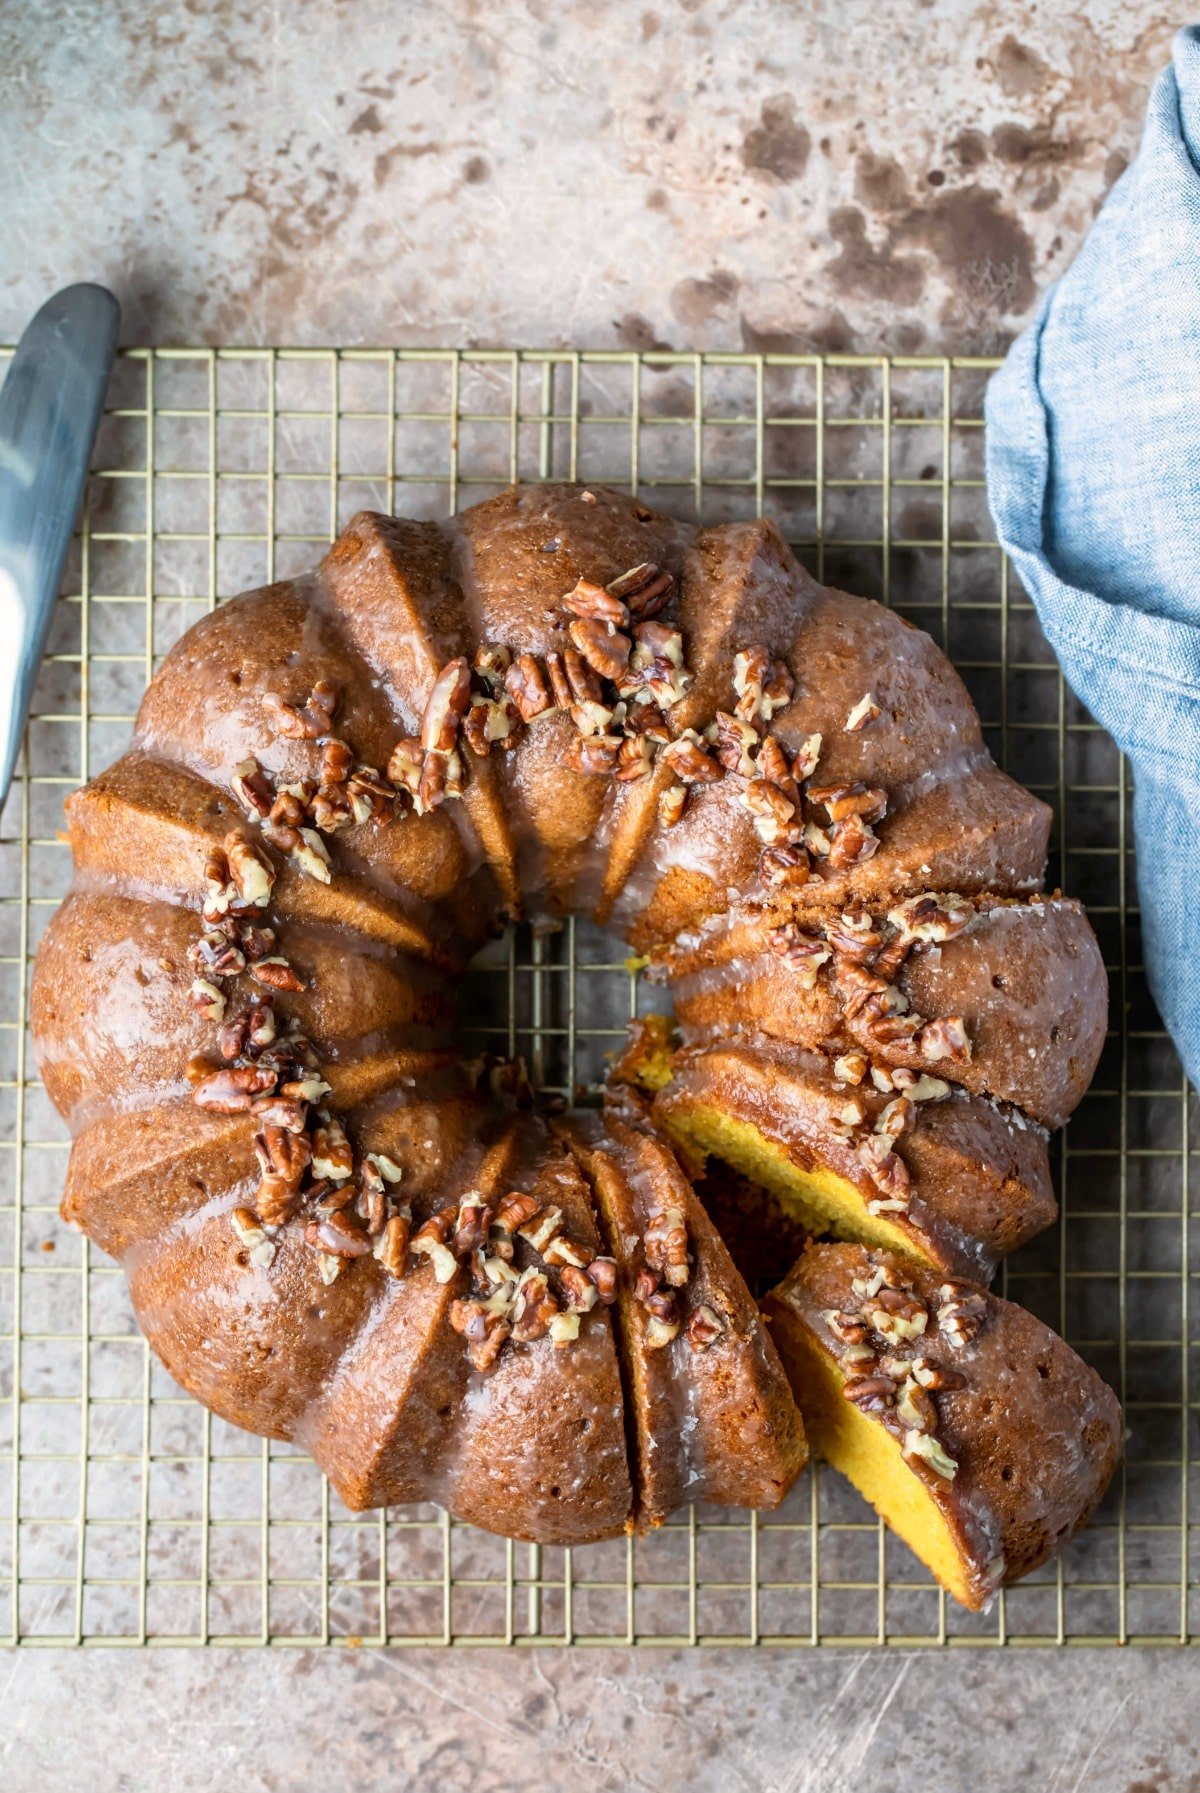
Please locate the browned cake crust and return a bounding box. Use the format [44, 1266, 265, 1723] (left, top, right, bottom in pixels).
[30, 481, 1104, 1547]
[765, 1242, 1122, 1607]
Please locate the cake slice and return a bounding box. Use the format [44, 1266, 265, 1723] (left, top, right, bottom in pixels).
[561, 1112, 807, 1524]
[764, 1241, 1121, 1609]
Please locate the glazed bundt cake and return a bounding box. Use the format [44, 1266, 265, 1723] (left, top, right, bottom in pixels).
[31, 480, 1113, 1561]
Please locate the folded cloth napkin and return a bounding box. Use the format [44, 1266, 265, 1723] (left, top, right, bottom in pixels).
[986, 24, 1200, 1091]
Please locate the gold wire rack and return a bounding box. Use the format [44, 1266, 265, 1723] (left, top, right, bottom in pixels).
[0, 345, 1185, 1648]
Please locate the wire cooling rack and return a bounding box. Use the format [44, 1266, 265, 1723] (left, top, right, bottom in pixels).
[0, 346, 1187, 1648]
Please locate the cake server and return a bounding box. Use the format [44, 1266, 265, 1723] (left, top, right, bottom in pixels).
[0, 283, 120, 806]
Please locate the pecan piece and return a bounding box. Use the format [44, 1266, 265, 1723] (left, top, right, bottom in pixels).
[808, 782, 888, 825]
[564, 733, 622, 776]
[373, 1213, 411, 1278]
[193, 1063, 279, 1112]
[420, 657, 471, 753]
[311, 1116, 353, 1182]
[453, 1199, 495, 1259]
[615, 733, 655, 782]
[490, 1192, 541, 1260]
[842, 1374, 896, 1413]
[563, 646, 603, 705]
[918, 1015, 972, 1065]
[249, 955, 305, 993]
[845, 692, 881, 732]
[462, 694, 520, 757]
[759, 843, 810, 887]
[563, 578, 629, 628]
[712, 711, 759, 777]
[511, 1268, 559, 1343]
[450, 1298, 512, 1372]
[223, 829, 275, 909]
[660, 732, 722, 786]
[568, 615, 632, 681]
[306, 1208, 372, 1258]
[658, 782, 688, 829]
[231, 758, 274, 821]
[505, 654, 554, 722]
[190, 978, 226, 1023]
[827, 815, 880, 869]
[387, 737, 424, 797]
[585, 1256, 618, 1304]
[559, 1264, 600, 1312]
[686, 1304, 727, 1349]
[542, 651, 573, 711]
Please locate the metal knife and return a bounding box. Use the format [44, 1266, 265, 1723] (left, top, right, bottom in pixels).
[0, 283, 120, 806]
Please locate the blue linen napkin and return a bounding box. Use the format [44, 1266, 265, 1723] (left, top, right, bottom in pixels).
[986, 24, 1200, 1092]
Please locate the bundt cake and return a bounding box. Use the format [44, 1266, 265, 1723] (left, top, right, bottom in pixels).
[31, 480, 1112, 1560]
[764, 1243, 1123, 1609]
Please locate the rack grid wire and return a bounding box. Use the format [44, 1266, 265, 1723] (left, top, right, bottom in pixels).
[0, 345, 1189, 1648]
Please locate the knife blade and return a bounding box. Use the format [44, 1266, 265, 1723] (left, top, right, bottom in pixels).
[0, 283, 120, 805]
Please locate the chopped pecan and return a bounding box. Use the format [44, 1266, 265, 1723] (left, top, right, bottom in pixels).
[473, 643, 512, 690]
[585, 1256, 619, 1304]
[739, 778, 797, 845]
[223, 829, 275, 909]
[411, 1210, 459, 1283]
[936, 1282, 987, 1348]
[896, 1378, 938, 1433]
[864, 1287, 926, 1342]
[823, 1309, 871, 1345]
[518, 1206, 564, 1254]
[767, 925, 831, 987]
[569, 616, 631, 681]
[759, 843, 810, 887]
[712, 711, 759, 776]
[644, 1206, 689, 1288]
[615, 733, 655, 782]
[504, 653, 554, 722]
[833, 1050, 869, 1085]
[607, 561, 674, 618]
[230, 1206, 277, 1268]
[844, 692, 881, 732]
[733, 646, 793, 723]
[755, 734, 799, 801]
[842, 1374, 896, 1413]
[319, 738, 354, 784]
[311, 1116, 353, 1182]
[289, 827, 333, 883]
[387, 737, 424, 797]
[858, 1134, 912, 1202]
[563, 578, 629, 628]
[807, 782, 888, 825]
[249, 1094, 309, 1132]
[189, 930, 246, 978]
[420, 658, 472, 754]
[903, 1430, 957, 1479]
[871, 933, 913, 983]
[658, 782, 688, 829]
[888, 892, 971, 944]
[462, 695, 520, 757]
[565, 733, 622, 776]
[254, 1122, 311, 1185]
[190, 978, 226, 1023]
[686, 1304, 727, 1349]
[562, 646, 604, 705]
[660, 732, 722, 786]
[373, 1213, 411, 1278]
[542, 651, 573, 711]
[867, 1010, 924, 1045]
[918, 1015, 972, 1065]
[453, 1199, 494, 1259]
[231, 758, 274, 820]
[263, 679, 338, 740]
[490, 1192, 541, 1260]
[310, 784, 354, 833]
[450, 1298, 512, 1371]
[874, 1096, 913, 1139]
[570, 697, 618, 737]
[909, 1357, 966, 1392]
[193, 1063, 278, 1112]
[543, 1233, 591, 1270]
[249, 955, 305, 993]
[792, 731, 823, 781]
[826, 815, 880, 869]
[306, 1209, 372, 1258]
[511, 1268, 559, 1343]
[559, 1264, 600, 1312]
[344, 764, 395, 827]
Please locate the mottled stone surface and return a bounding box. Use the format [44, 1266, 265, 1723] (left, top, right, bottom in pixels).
[2, 1645, 1199, 1789]
[0, 0, 1177, 354]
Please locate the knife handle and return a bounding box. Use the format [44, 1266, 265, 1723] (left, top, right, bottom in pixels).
[0, 284, 120, 806]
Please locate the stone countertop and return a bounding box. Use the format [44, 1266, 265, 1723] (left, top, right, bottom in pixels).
[0, 0, 1177, 355]
[1, 0, 1196, 1784]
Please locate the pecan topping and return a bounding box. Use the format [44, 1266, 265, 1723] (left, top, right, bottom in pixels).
[858, 1133, 911, 1205]
[609, 562, 675, 619]
[289, 827, 333, 883]
[504, 654, 554, 722]
[903, 1430, 957, 1479]
[316, 738, 352, 784]
[559, 1264, 600, 1312]
[311, 1116, 353, 1182]
[542, 651, 573, 711]
[420, 658, 472, 754]
[936, 1282, 987, 1348]
[193, 1064, 278, 1112]
[822, 1309, 871, 1345]
[845, 692, 881, 732]
[190, 979, 226, 1023]
[759, 843, 810, 887]
[310, 784, 354, 833]
[223, 829, 275, 909]
[462, 695, 520, 757]
[373, 1213, 411, 1278]
[755, 735, 799, 801]
[615, 734, 654, 782]
[450, 1298, 512, 1372]
[888, 892, 971, 944]
[453, 1199, 494, 1258]
[511, 1268, 559, 1343]
[712, 711, 759, 776]
[909, 1357, 966, 1392]
[733, 646, 793, 722]
[565, 734, 622, 776]
[231, 758, 274, 820]
[249, 956, 305, 993]
[563, 578, 629, 628]
[306, 1208, 372, 1258]
[585, 1256, 619, 1304]
[792, 731, 822, 781]
[738, 778, 797, 845]
[189, 930, 246, 978]
[842, 1374, 896, 1413]
[518, 1206, 563, 1254]
[490, 1192, 541, 1259]
[808, 782, 888, 824]
[896, 1378, 938, 1434]
[686, 1304, 727, 1349]
[660, 733, 722, 786]
[833, 1051, 869, 1085]
[230, 1206, 277, 1268]
[543, 1233, 591, 1270]
[864, 1288, 926, 1342]
[386, 737, 424, 796]
[644, 1206, 689, 1288]
[658, 782, 688, 829]
[254, 1123, 311, 1187]
[411, 1211, 460, 1283]
[918, 1015, 972, 1065]
[767, 925, 830, 987]
[263, 679, 338, 740]
[826, 815, 880, 869]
